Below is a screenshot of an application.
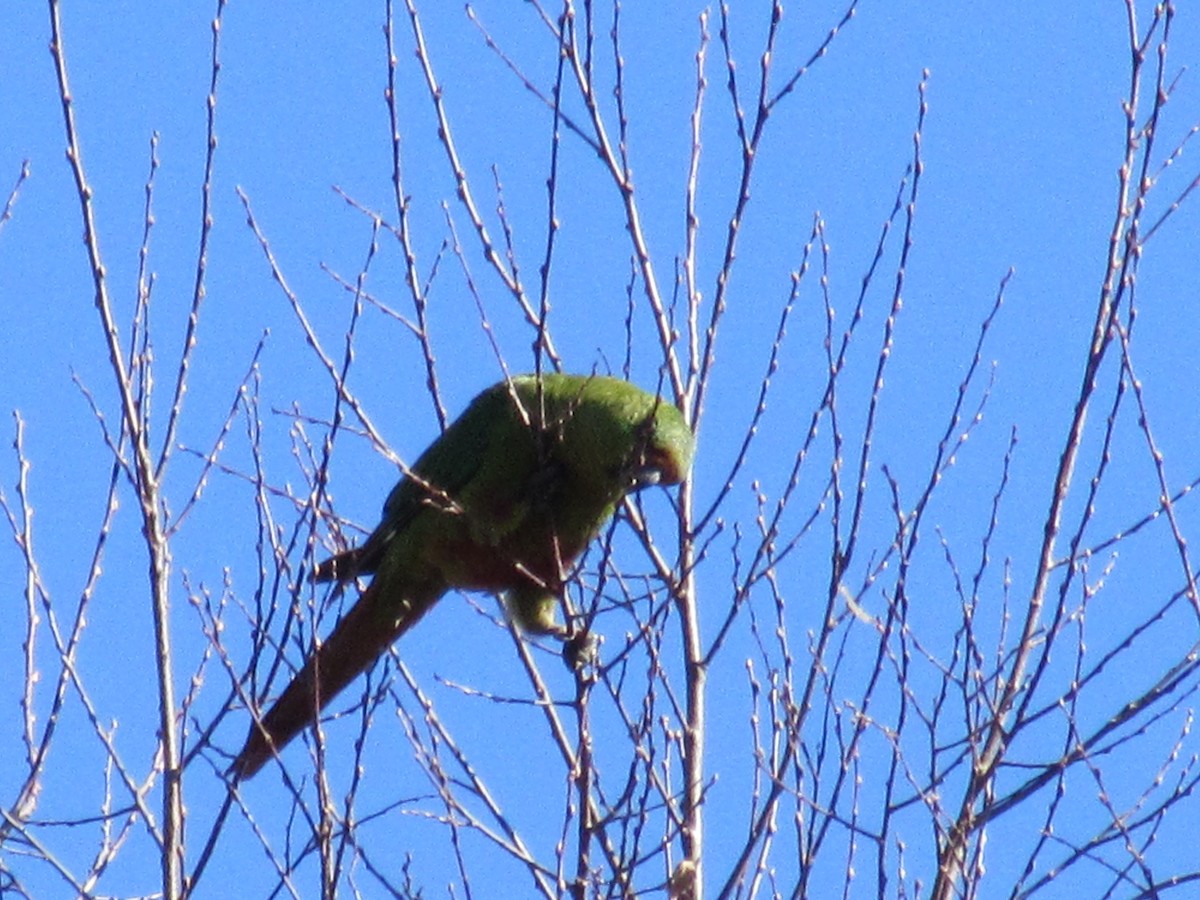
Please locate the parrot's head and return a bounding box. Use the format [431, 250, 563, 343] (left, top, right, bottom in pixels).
[626, 399, 694, 490]
[538, 375, 695, 499]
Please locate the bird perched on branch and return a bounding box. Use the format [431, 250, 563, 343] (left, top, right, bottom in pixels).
[232, 373, 695, 779]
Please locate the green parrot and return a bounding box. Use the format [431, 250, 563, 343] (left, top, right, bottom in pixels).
[232, 373, 694, 779]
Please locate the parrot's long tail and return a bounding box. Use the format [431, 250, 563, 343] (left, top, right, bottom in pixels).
[231, 579, 439, 779]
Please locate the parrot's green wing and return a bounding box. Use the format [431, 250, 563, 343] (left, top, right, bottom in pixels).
[319, 382, 538, 582]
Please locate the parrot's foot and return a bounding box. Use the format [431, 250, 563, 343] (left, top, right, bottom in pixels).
[562, 628, 599, 673]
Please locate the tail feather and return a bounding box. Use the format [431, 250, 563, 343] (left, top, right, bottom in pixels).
[312, 546, 368, 583]
[231, 580, 439, 779]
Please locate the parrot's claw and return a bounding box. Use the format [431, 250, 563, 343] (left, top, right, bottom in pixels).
[562, 628, 600, 673]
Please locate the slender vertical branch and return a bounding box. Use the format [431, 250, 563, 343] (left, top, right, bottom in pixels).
[45, 1, 185, 894]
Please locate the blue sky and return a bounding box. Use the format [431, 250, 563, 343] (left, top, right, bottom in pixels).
[3, 2, 1200, 897]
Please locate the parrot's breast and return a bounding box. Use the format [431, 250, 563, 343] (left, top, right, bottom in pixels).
[430, 486, 617, 594]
